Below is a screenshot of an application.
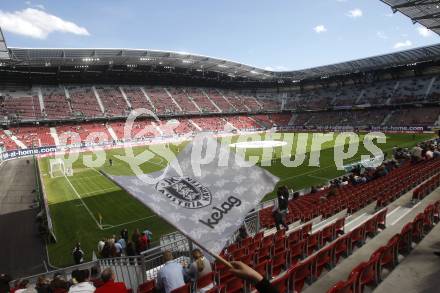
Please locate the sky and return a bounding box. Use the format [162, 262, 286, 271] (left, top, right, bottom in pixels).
[0, 0, 439, 71]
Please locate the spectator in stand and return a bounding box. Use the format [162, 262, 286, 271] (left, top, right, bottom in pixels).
[272, 186, 289, 231]
[35, 276, 51, 293]
[138, 232, 149, 252]
[116, 236, 126, 253]
[72, 243, 84, 265]
[13, 280, 35, 293]
[120, 228, 129, 243]
[155, 251, 185, 293]
[131, 229, 141, 253]
[411, 144, 423, 162]
[100, 241, 111, 258]
[114, 239, 123, 257]
[236, 225, 248, 243]
[230, 261, 279, 293]
[90, 266, 103, 289]
[97, 238, 105, 255]
[50, 274, 69, 293]
[68, 270, 95, 293]
[0, 273, 11, 293]
[95, 268, 127, 293]
[184, 249, 212, 282]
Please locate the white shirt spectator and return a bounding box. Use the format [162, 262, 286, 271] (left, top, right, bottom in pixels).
[426, 150, 434, 159]
[97, 240, 105, 253]
[68, 282, 95, 293]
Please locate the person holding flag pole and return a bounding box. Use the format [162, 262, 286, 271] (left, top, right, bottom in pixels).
[106, 136, 280, 292]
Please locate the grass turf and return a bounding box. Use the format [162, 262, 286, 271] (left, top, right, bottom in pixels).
[38, 132, 434, 267]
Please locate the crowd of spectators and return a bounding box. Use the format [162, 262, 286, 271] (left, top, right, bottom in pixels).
[96, 228, 151, 260]
[6, 267, 127, 293]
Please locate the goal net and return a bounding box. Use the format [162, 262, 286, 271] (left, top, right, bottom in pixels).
[49, 158, 68, 178]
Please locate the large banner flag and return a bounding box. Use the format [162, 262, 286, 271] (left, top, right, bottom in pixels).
[105, 136, 279, 254]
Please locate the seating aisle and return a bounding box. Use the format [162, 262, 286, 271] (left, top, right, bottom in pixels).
[374, 213, 440, 293]
[303, 185, 440, 293]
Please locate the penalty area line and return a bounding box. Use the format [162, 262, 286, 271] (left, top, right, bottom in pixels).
[63, 173, 103, 230]
[101, 215, 158, 230]
[307, 174, 333, 181]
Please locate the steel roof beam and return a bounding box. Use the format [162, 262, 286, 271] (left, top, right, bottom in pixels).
[392, 0, 440, 9]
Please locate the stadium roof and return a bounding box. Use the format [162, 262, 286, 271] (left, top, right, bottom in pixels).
[0, 28, 10, 60]
[6, 43, 440, 82]
[276, 43, 440, 80]
[8, 47, 274, 81]
[381, 0, 440, 35]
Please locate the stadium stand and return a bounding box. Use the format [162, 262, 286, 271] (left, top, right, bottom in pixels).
[167, 87, 200, 113]
[68, 86, 104, 118]
[96, 86, 130, 117]
[41, 87, 71, 119]
[185, 88, 220, 113]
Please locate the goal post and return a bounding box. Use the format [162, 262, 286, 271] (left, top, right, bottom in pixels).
[49, 158, 66, 178]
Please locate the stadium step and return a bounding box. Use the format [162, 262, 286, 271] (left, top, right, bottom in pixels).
[119, 86, 132, 109]
[288, 113, 297, 126]
[163, 87, 183, 112]
[303, 185, 440, 293]
[373, 213, 440, 293]
[139, 87, 157, 112]
[92, 86, 106, 114]
[189, 119, 202, 131]
[183, 88, 203, 113]
[36, 87, 45, 116]
[49, 127, 59, 146]
[201, 88, 223, 112]
[216, 89, 238, 111]
[4, 130, 27, 149]
[106, 125, 119, 141]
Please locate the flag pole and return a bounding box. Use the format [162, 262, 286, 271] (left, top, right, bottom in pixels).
[99, 170, 233, 269]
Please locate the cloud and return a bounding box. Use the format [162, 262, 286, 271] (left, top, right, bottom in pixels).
[314, 25, 327, 33]
[393, 40, 412, 49]
[347, 8, 363, 18]
[25, 1, 45, 10]
[376, 31, 388, 39]
[417, 26, 434, 38]
[0, 8, 90, 39]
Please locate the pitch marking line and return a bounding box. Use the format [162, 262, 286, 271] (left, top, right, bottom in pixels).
[279, 141, 417, 183]
[79, 187, 121, 197]
[63, 173, 103, 230]
[101, 214, 158, 230]
[307, 174, 332, 181]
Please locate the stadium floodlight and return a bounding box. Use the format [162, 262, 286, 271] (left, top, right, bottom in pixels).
[82, 57, 100, 62]
[182, 60, 193, 64]
[218, 64, 228, 68]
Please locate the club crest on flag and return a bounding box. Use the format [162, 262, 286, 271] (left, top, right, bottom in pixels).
[155, 176, 212, 209]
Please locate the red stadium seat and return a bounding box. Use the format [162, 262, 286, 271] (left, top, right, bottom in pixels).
[225, 278, 244, 293]
[289, 256, 315, 293]
[196, 272, 215, 291]
[138, 280, 155, 293]
[271, 271, 290, 293]
[290, 240, 306, 265]
[398, 222, 413, 255]
[170, 283, 191, 293]
[315, 245, 333, 278]
[332, 233, 350, 264]
[326, 272, 358, 293]
[351, 253, 380, 293]
[271, 250, 289, 277]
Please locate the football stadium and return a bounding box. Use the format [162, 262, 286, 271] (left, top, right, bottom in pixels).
[2, 1, 440, 293]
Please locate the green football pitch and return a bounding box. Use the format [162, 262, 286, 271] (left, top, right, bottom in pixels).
[38, 132, 434, 267]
